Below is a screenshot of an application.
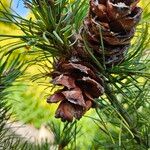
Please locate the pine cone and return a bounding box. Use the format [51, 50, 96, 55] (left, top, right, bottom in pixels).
[47, 57, 104, 122]
[47, 0, 142, 122]
[82, 0, 142, 66]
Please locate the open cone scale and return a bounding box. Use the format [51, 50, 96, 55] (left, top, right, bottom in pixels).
[47, 0, 142, 122]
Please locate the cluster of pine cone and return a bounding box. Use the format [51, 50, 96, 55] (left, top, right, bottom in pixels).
[47, 0, 142, 122]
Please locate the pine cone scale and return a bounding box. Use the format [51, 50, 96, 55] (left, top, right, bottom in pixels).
[47, 91, 65, 103]
[55, 101, 76, 122]
[52, 74, 76, 89]
[76, 77, 104, 97]
[62, 88, 86, 107]
[62, 62, 96, 78]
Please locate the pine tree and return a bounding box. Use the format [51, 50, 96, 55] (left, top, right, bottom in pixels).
[0, 0, 149, 149]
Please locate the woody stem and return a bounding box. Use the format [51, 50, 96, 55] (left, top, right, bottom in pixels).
[58, 144, 64, 150]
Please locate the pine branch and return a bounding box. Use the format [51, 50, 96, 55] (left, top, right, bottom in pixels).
[104, 83, 149, 148]
[0, 0, 150, 149]
[0, 53, 26, 149]
[0, 51, 53, 150]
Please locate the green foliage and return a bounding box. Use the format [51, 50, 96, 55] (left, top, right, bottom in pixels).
[0, 0, 149, 149]
[0, 0, 88, 58]
[48, 121, 80, 149]
[0, 52, 25, 149]
[84, 24, 150, 149]
[0, 52, 54, 150]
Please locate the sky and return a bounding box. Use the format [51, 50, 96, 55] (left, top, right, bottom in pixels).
[12, 0, 28, 17]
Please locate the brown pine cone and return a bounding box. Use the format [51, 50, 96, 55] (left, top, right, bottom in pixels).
[47, 0, 142, 122]
[47, 57, 104, 122]
[82, 0, 142, 66]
